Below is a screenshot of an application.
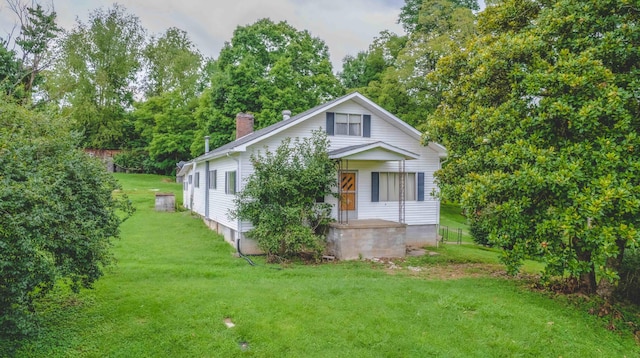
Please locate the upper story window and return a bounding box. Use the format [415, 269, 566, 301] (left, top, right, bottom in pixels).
[335, 113, 361, 136]
[326, 112, 371, 137]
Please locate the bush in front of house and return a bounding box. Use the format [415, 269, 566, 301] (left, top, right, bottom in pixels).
[231, 130, 336, 262]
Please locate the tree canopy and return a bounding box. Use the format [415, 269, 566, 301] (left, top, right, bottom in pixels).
[427, 0, 640, 299]
[52, 4, 145, 149]
[192, 18, 344, 154]
[340, 0, 477, 127]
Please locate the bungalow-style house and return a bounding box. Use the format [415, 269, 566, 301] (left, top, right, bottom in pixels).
[178, 92, 446, 259]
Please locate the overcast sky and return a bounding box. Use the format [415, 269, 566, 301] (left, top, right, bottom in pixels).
[0, 0, 485, 72]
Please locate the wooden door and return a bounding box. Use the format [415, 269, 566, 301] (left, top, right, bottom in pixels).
[340, 172, 356, 211]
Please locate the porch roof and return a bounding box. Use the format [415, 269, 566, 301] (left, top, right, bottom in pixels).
[328, 141, 419, 161]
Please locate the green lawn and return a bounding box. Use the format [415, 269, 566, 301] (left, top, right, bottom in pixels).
[3, 174, 638, 357]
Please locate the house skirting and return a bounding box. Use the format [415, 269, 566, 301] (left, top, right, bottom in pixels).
[406, 224, 438, 247]
[202, 218, 262, 255]
[201, 217, 438, 260]
[327, 220, 407, 260]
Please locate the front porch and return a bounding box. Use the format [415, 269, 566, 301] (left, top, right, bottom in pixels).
[326, 219, 407, 260]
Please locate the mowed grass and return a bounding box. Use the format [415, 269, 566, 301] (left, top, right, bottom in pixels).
[5, 174, 639, 357]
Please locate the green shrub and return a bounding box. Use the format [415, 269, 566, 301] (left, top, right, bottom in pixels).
[469, 213, 492, 247]
[231, 130, 336, 262]
[0, 99, 134, 337]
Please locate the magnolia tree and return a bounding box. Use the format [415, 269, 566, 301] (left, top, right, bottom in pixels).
[427, 0, 640, 300]
[231, 130, 337, 262]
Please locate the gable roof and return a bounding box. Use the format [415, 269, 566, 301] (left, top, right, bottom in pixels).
[190, 91, 445, 163]
[328, 141, 420, 161]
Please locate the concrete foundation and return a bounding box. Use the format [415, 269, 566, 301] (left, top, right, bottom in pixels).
[327, 220, 407, 260]
[203, 218, 262, 255]
[405, 224, 438, 247]
[200, 217, 437, 260]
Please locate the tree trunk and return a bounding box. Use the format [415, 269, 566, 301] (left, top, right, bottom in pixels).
[574, 238, 596, 294]
[596, 239, 627, 302]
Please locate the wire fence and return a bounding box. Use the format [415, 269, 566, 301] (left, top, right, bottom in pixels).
[439, 225, 462, 244]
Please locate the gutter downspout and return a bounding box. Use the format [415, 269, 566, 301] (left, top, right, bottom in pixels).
[227, 152, 242, 251]
[205, 161, 210, 218]
[189, 161, 196, 212]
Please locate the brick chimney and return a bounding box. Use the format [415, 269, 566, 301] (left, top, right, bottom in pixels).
[236, 113, 254, 140]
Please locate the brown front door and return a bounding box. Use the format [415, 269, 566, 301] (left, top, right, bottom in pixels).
[340, 172, 356, 211]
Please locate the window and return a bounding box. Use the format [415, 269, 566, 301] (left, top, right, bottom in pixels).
[188, 174, 192, 184]
[225, 171, 236, 194]
[209, 170, 217, 189]
[326, 112, 371, 137]
[372, 172, 425, 202]
[183, 180, 188, 191]
[194, 172, 200, 188]
[335, 113, 361, 136]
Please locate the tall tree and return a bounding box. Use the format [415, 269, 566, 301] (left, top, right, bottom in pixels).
[2, 0, 60, 102]
[427, 0, 640, 300]
[127, 27, 204, 174]
[0, 41, 20, 97]
[52, 4, 144, 149]
[193, 18, 343, 154]
[341, 0, 477, 127]
[142, 27, 204, 100]
[398, 0, 479, 33]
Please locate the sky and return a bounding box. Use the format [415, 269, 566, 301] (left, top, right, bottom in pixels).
[0, 0, 412, 71]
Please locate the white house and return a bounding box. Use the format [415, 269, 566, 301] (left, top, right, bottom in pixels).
[178, 92, 446, 259]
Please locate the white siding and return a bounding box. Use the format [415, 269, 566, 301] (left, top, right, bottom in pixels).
[206, 157, 241, 231]
[191, 163, 207, 215]
[241, 99, 441, 227]
[190, 97, 442, 235]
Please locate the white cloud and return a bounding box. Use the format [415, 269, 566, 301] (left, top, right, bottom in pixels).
[0, 0, 405, 72]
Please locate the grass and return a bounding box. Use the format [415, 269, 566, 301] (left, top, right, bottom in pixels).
[439, 202, 474, 243]
[2, 174, 639, 357]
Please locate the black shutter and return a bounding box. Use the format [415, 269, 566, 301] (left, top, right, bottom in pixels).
[326, 112, 335, 136]
[363, 114, 371, 137]
[371, 172, 379, 202]
[418, 172, 425, 201]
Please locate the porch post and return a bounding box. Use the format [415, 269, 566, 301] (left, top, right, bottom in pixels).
[399, 159, 406, 224]
[338, 160, 343, 224]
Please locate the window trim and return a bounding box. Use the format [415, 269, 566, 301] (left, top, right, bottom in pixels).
[371, 171, 424, 202]
[225, 171, 236, 194]
[209, 170, 217, 190]
[326, 112, 371, 137]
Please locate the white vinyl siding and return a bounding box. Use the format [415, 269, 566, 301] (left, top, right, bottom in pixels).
[188, 97, 442, 235]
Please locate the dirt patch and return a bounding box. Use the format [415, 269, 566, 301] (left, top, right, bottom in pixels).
[395, 263, 506, 279]
[369, 257, 524, 280]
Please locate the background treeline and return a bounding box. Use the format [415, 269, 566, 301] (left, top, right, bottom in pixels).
[0, 0, 480, 175]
